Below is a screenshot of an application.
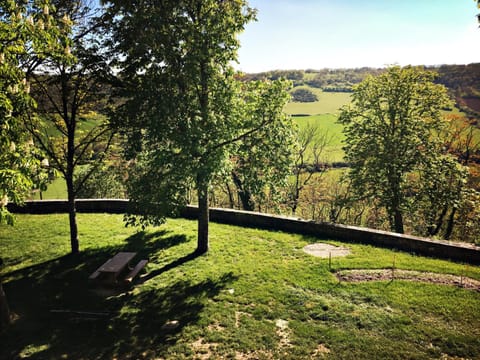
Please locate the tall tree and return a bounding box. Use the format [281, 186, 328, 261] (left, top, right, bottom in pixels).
[0, 0, 68, 331]
[338, 66, 458, 234]
[227, 79, 296, 212]
[104, 1, 294, 254]
[24, 0, 114, 254]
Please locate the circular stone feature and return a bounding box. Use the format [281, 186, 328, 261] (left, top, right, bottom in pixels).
[303, 243, 351, 258]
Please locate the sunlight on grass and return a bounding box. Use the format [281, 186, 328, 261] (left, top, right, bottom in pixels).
[1, 214, 479, 359]
[285, 89, 351, 116]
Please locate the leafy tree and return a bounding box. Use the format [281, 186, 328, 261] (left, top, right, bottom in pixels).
[286, 123, 331, 215]
[477, 0, 480, 24]
[290, 88, 318, 102]
[416, 156, 467, 238]
[104, 0, 274, 254]
[24, 0, 114, 254]
[0, 0, 68, 332]
[75, 159, 127, 199]
[227, 79, 296, 211]
[338, 66, 459, 234]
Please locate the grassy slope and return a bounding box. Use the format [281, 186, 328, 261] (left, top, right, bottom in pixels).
[294, 114, 345, 163]
[285, 88, 351, 116]
[286, 88, 350, 163]
[1, 214, 479, 359]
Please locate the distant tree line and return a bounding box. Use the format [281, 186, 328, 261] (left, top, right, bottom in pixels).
[244, 64, 480, 114]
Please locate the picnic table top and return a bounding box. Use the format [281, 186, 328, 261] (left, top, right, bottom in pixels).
[98, 252, 137, 274]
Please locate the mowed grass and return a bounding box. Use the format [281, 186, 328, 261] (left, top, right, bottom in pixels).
[294, 114, 345, 163]
[32, 177, 67, 200]
[1, 214, 480, 359]
[286, 88, 349, 162]
[285, 88, 351, 116]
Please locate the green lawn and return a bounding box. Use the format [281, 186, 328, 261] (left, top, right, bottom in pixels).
[293, 114, 345, 163]
[1, 214, 479, 359]
[32, 177, 67, 200]
[285, 88, 351, 116]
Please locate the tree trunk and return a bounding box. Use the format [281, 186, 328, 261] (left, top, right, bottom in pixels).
[444, 207, 457, 240]
[231, 172, 255, 211]
[0, 281, 11, 332]
[393, 209, 404, 234]
[225, 182, 235, 209]
[66, 178, 79, 254]
[389, 177, 404, 234]
[197, 179, 209, 254]
[428, 205, 448, 237]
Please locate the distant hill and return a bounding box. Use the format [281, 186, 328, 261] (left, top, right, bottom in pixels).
[435, 63, 480, 117]
[243, 64, 480, 118]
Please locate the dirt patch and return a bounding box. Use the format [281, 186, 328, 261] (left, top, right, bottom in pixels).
[336, 269, 480, 291]
[275, 319, 292, 348]
[303, 243, 351, 258]
[312, 344, 331, 357]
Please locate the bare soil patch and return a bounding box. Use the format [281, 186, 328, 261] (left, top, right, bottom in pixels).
[336, 269, 480, 291]
[303, 243, 351, 258]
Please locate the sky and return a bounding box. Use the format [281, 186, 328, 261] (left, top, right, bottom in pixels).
[235, 0, 480, 73]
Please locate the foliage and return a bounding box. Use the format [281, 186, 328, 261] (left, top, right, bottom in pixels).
[290, 87, 318, 102]
[246, 64, 480, 116]
[286, 123, 331, 214]
[0, 0, 72, 333]
[74, 161, 126, 199]
[1, 214, 480, 358]
[104, 0, 296, 253]
[225, 80, 296, 211]
[0, 0, 68, 224]
[338, 66, 462, 234]
[24, 0, 115, 253]
[477, 0, 480, 25]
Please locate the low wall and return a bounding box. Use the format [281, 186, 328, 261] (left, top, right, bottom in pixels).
[7, 199, 480, 265]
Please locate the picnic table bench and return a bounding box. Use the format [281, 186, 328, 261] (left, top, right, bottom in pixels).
[89, 252, 148, 285]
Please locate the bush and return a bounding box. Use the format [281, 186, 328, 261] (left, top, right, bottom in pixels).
[290, 88, 318, 102]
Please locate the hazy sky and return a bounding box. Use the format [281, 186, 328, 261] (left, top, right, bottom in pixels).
[236, 0, 480, 72]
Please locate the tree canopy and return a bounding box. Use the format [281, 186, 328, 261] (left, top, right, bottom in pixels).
[290, 88, 318, 102]
[24, 0, 114, 254]
[104, 0, 294, 253]
[0, 0, 69, 224]
[338, 66, 465, 234]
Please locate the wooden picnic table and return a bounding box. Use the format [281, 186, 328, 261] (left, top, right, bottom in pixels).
[89, 252, 148, 285]
[98, 252, 136, 275]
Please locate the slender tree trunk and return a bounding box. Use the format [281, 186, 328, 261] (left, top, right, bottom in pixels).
[444, 208, 457, 240]
[66, 177, 79, 254]
[428, 205, 448, 236]
[65, 97, 79, 254]
[197, 178, 209, 254]
[0, 281, 11, 332]
[389, 176, 404, 234]
[393, 209, 404, 234]
[225, 182, 235, 209]
[231, 172, 255, 211]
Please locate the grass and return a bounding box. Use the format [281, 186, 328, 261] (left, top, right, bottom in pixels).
[285, 88, 351, 116]
[293, 114, 345, 163]
[1, 214, 480, 359]
[32, 177, 67, 200]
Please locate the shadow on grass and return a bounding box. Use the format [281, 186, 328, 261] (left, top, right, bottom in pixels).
[0, 230, 232, 359]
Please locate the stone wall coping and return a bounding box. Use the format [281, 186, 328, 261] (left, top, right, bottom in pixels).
[7, 199, 480, 264]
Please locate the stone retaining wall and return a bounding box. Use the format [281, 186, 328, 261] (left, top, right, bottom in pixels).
[7, 199, 480, 264]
